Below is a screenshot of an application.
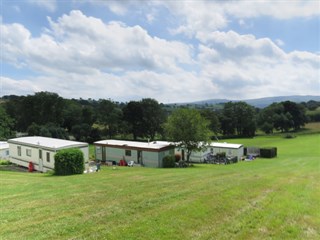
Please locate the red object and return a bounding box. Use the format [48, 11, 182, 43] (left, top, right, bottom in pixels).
[119, 159, 127, 166]
[28, 162, 34, 172]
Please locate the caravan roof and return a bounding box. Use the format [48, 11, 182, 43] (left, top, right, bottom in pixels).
[94, 139, 174, 151]
[8, 136, 88, 150]
[211, 142, 243, 149]
[0, 141, 9, 150]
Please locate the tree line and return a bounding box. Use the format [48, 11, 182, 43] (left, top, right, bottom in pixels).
[0, 91, 318, 141]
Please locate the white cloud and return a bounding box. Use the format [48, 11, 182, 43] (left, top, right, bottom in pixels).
[198, 30, 286, 62]
[28, 0, 57, 12]
[275, 39, 285, 47]
[196, 30, 320, 100]
[165, 0, 320, 38]
[238, 19, 253, 29]
[1, 7, 319, 103]
[167, 1, 227, 37]
[223, 0, 320, 19]
[2, 10, 193, 76]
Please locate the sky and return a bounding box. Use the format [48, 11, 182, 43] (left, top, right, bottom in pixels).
[1, 0, 319, 103]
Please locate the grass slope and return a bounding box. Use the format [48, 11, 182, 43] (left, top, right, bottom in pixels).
[1, 134, 319, 239]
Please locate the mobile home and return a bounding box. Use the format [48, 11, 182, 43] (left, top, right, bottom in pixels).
[8, 136, 89, 172]
[94, 140, 175, 168]
[176, 142, 244, 162]
[0, 142, 9, 160]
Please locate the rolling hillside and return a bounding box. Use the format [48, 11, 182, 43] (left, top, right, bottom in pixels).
[172, 95, 320, 108]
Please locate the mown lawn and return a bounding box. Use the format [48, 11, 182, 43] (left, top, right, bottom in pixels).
[1, 134, 319, 239]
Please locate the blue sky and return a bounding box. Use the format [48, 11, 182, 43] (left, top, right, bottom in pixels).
[1, 0, 319, 103]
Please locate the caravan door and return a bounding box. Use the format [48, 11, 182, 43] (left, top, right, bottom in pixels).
[137, 150, 143, 165]
[38, 149, 43, 172]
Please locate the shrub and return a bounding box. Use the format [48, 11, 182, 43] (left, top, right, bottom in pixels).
[54, 148, 84, 175]
[284, 134, 296, 139]
[163, 155, 176, 168]
[0, 160, 11, 165]
[260, 147, 277, 158]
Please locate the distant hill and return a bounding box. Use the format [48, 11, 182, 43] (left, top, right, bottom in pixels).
[172, 95, 320, 108]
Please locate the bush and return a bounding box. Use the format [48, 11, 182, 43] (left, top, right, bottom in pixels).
[163, 155, 176, 168]
[54, 148, 84, 175]
[0, 160, 11, 165]
[260, 147, 277, 158]
[284, 134, 295, 139]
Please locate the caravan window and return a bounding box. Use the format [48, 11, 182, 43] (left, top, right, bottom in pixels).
[46, 152, 50, 162]
[125, 150, 131, 156]
[17, 146, 21, 156]
[96, 146, 101, 154]
[26, 149, 32, 157]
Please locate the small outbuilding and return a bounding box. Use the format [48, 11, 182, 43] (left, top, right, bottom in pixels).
[94, 140, 175, 168]
[176, 142, 244, 163]
[0, 141, 9, 160]
[8, 136, 89, 172]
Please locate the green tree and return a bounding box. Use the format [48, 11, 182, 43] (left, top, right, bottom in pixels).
[282, 101, 307, 130]
[0, 106, 15, 140]
[28, 92, 65, 127]
[71, 123, 91, 142]
[164, 108, 212, 163]
[200, 109, 220, 135]
[123, 101, 144, 140]
[97, 99, 122, 138]
[220, 102, 256, 137]
[62, 99, 83, 132]
[258, 101, 307, 133]
[4, 92, 65, 132]
[27, 123, 68, 139]
[140, 98, 166, 141]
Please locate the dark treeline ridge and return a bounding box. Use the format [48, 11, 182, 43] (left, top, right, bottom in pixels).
[1, 92, 319, 142]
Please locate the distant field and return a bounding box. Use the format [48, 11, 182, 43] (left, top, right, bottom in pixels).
[1, 134, 319, 239]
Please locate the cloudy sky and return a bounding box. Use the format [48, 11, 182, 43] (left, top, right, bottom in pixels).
[1, 0, 319, 103]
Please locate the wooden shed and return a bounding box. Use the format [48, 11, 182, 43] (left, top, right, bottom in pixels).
[8, 136, 89, 172]
[94, 140, 175, 168]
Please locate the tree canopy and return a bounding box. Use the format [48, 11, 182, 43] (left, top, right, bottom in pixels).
[1, 92, 314, 142]
[0, 106, 15, 140]
[164, 108, 212, 163]
[220, 102, 256, 137]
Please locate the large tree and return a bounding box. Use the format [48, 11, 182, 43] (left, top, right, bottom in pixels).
[258, 101, 307, 133]
[0, 106, 15, 140]
[164, 108, 212, 163]
[97, 99, 122, 138]
[122, 101, 144, 140]
[220, 102, 256, 137]
[140, 98, 166, 141]
[4, 92, 65, 132]
[282, 101, 307, 130]
[200, 109, 220, 135]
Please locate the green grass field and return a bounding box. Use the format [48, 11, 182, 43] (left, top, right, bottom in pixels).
[1, 133, 319, 239]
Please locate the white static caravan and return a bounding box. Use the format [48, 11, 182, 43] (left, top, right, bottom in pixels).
[94, 140, 175, 168]
[8, 136, 89, 172]
[0, 142, 9, 160]
[210, 142, 244, 161]
[177, 142, 244, 163]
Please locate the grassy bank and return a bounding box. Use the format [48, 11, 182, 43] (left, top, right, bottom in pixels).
[1, 134, 319, 239]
